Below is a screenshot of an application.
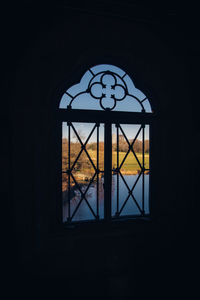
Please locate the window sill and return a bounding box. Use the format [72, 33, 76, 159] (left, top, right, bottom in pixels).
[53, 215, 153, 239]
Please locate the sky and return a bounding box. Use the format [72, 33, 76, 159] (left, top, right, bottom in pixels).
[61, 64, 151, 142]
[59, 64, 152, 113]
[62, 122, 149, 143]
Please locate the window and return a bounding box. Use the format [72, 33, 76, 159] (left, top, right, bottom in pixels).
[58, 64, 153, 223]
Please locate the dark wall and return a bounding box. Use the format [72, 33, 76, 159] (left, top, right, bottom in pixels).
[6, 2, 199, 298]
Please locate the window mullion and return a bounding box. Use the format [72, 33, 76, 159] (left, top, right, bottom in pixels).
[104, 122, 112, 221]
[67, 122, 71, 221]
[142, 124, 145, 214]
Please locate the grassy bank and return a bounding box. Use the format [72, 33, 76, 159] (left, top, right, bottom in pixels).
[88, 150, 149, 172]
[62, 151, 149, 191]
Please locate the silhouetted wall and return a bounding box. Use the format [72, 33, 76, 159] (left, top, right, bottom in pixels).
[6, 1, 199, 297]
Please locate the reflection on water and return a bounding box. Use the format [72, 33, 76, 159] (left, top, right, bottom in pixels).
[63, 177, 104, 222]
[112, 174, 149, 217]
[63, 174, 149, 222]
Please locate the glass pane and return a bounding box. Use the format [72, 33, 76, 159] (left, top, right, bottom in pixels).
[144, 125, 150, 214]
[62, 122, 104, 222]
[59, 64, 152, 113]
[144, 125, 150, 171]
[112, 124, 150, 217]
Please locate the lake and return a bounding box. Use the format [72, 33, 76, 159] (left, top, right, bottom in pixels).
[63, 174, 149, 222]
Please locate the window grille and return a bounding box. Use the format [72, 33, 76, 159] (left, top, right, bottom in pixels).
[58, 64, 153, 223]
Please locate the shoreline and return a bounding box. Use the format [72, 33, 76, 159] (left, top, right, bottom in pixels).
[62, 170, 149, 192]
[73, 170, 149, 179]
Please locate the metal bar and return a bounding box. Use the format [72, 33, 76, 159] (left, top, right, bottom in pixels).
[119, 124, 142, 148]
[67, 123, 71, 221]
[57, 109, 154, 124]
[142, 124, 145, 213]
[57, 121, 62, 224]
[131, 146, 143, 170]
[118, 125, 142, 170]
[70, 172, 97, 220]
[69, 123, 96, 172]
[71, 122, 96, 146]
[126, 94, 145, 111]
[118, 192, 131, 215]
[70, 146, 84, 173]
[118, 144, 131, 171]
[119, 171, 143, 214]
[141, 97, 147, 103]
[116, 124, 119, 216]
[118, 171, 142, 215]
[71, 123, 97, 172]
[65, 92, 73, 98]
[69, 91, 89, 107]
[104, 123, 112, 221]
[89, 68, 95, 76]
[119, 124, 143, 170]
[149, 123, 152, 216]
[97, 123, 99, 218]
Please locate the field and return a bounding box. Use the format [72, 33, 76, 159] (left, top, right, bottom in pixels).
[88, 150, 149, 174]
[62, 149, 149, 190]
[62, 139, 149, 175]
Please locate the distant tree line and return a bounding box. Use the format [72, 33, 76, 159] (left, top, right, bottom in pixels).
[62, 138, 149, 190]
[62, 137, 149, 174]
[62, 139, 104, 172]
[113, 139, 149, 153]
[87, 139, 149, 153]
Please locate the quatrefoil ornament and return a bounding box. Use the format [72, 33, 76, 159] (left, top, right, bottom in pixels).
[89, 72, 127, 110]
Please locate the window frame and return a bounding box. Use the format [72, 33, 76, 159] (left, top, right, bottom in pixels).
[56, 108, 154, 227]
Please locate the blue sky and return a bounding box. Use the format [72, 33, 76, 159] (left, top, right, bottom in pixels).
[62, 122, 149, 143]
[59, 64, 152, 113]
[61, 64, 150, 142]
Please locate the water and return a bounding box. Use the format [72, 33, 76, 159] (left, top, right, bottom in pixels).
[63, 174, 149, 222]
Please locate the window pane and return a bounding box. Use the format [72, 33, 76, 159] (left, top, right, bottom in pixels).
[59, 64, 152, 113]
[62, 122, 104, 222]
[112, 124, 150, 217]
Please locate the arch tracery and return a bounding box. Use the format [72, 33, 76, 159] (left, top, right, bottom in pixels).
[59, 64, 152, 223]
[59, 64, 152, 113]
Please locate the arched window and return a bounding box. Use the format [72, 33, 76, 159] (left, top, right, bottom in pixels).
[58, 64, 153, 223]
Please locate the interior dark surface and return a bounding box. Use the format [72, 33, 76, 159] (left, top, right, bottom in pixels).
[4, 1, 199, 298]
